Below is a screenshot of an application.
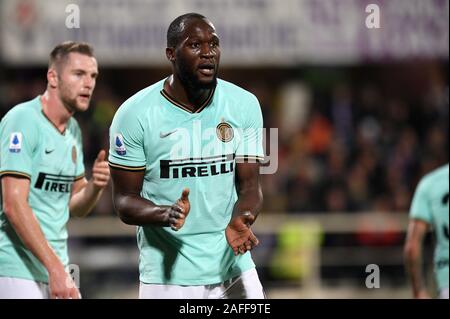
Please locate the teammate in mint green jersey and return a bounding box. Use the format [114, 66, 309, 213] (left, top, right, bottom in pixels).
[404, 164, 449, 299]
[109, 13, 265, 299]
[0, 42, 110, 299]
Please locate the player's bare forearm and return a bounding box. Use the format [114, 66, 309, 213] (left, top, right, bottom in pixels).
[6, 197, 79, 298]
[404, 243, 431, 298]
[70, 150, 110, 217]
[70, 178, 104, 217]
[3, 176, 80, 298]
[404, 248, 427, 297]
[404, 219, 431, 298]
[232, 185, 263, 222]
[232, 162, 263, 222]
[1, 177, 65, 272]
[110, 167, 189, 228]
[114, 192, 171, 226]
[226, 162, 263, 255]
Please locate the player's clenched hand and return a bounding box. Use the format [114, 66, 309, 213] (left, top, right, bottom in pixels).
[168, 188, 190, 231]
[225, 212, 259, 256]
[48, 265, 80, 299]
[92, 150, 110, 189]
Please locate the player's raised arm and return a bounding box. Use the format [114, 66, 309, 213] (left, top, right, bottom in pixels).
[1, 176, 79, 299]
[110, 167, 190, 229]
[69, 150, 110, 217]
[225, 162, 263, 255]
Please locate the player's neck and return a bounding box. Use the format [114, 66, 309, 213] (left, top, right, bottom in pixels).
[165, 75, 212, 112]
[40, 90, 72, 134]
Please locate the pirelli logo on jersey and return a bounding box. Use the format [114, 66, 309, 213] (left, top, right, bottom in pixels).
[34, 173, 79, 193]
[160, 154, 235, 179]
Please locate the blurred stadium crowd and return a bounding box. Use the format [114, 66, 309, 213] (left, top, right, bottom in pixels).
[0, 0, 447, 298]
[1, 61, 448, 219]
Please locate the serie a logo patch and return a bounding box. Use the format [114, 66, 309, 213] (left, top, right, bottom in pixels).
[114, 133, 126, 155]
[9, 132, 22, 153]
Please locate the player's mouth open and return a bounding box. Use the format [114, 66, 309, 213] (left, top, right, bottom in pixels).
[198, 64, 214, 76]
[79, 94, 90, 100]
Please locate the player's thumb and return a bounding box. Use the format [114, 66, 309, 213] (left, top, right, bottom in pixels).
[96, 150, 106, 162]
[180, 188, 190, 201]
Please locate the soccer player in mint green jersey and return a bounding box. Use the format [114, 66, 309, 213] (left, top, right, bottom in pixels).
[109, 13, 265, 299]
[404, 164, 449, 299]
[0, 42, 110, 299]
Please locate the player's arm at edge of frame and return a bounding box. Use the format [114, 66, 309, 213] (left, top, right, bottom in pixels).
[0, 175, 80, 299]
[109, 166, 189, 229]
[404, 218, 432, 299]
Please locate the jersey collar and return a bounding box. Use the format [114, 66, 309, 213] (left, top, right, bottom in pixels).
[160, 86, 215, 114]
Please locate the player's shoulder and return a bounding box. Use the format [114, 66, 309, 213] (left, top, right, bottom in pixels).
[422, 164, 448, 182]
[217, 79, 259, 103]
[1, 96, 41, 123]
[418, 164, 449, 189]
[115, 80, 165, 118]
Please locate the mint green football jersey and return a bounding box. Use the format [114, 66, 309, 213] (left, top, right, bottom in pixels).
[410, 164, 449, 290]
[0, 96, 85, 283]
[109, 79, 264, 285]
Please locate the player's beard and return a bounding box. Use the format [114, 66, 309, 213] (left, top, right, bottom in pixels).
[58, 81, 85, 114]
[60, 94, 78, 114]
[177, 61, 218, 92]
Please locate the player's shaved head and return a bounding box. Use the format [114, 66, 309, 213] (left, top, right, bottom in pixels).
[49, 41, 95, 70]
[167, 13, 209, 48]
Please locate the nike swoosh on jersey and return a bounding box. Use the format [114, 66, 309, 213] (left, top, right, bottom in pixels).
[159, 130, 178, 138]
[45, 149, 55, 154]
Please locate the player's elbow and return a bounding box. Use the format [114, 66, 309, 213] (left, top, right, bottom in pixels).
[2, 202, 14, 220]
[115, 205, 133, 225]
[113, 196, 137, 225]
[2, 197, 21, 221]
[117, 211, 135, 225]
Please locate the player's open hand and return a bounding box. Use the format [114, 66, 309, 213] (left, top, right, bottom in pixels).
[169, 188, 190, 231]
[92, 150, 110, 189]
[225, 212, 259, 255]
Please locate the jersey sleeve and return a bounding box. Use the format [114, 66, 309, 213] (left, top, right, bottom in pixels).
[108, 102, 146, 171]
[409, 177, 433, 224]
[235, 93, 265, 162]
[0, 108, 39, 179]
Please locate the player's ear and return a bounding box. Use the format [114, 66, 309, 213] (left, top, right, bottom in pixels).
[47, 68, 58, 88]
[166, 47, 175, 62]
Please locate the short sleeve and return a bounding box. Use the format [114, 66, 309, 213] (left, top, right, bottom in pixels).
[0, 108, 39, 179]
[409, 178, 433, 224]
[108, 103, 146, 171]
[235, 94, 265, 162]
